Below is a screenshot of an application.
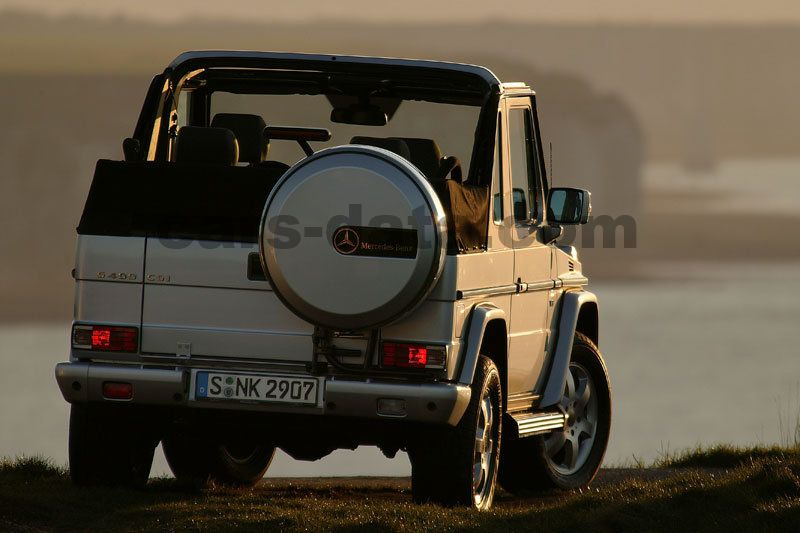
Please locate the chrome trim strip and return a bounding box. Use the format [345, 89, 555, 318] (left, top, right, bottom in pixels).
[457, 284, 518, 300]
[523, 280, 556, 292]
[457, 280, 556, 300]
[556, 276, 589, 288]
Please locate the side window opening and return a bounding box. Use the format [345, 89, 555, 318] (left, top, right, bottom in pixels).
[508, 106, 540, 223]
[176, 91, 189, 128]
[492, 112, 503, 224]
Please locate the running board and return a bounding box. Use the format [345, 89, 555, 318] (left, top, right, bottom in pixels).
[507, 411, 566, 438]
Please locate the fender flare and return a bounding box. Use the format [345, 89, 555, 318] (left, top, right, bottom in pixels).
[539, 289, 599, 407]
[457, 302, 507, 385]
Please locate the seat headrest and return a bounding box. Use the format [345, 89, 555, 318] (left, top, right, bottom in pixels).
[390, 137, 442, 180]
[210, 113, 268, 164]
[174, 126, 239, 166]
[349, 136, 411, 160]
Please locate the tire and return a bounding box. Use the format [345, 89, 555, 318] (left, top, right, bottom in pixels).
[162, 432, 275, 487]
[259, 145, 447, 331]
[409, 355, 502, 509]
[69, 404, 157, 488]
[499, 332, 611, 493]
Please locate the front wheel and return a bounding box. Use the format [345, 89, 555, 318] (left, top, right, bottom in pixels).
[499, 332, 611, 493]
[409, 355, 502, 509]
[162, 432, 275, 487]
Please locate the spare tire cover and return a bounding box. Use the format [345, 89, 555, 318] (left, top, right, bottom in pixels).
[259, 145, 447, 331]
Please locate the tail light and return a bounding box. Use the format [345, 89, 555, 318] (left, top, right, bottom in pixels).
[381, 342, 447, 370]
[72, 325, 139, 353]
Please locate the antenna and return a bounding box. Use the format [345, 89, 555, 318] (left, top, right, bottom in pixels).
[549, 141, 553, 186]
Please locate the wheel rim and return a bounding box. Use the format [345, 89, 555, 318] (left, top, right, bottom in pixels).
[472, 391, 497, 506]
[543, 361, 598, 476]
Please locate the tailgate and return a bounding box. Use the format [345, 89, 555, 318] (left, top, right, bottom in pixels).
[141, 238, 313, 361]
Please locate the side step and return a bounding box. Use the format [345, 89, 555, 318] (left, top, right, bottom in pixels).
[507, 411, 566, 439]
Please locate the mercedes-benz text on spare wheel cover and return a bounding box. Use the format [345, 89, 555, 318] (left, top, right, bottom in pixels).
[259, 145, 447, 331]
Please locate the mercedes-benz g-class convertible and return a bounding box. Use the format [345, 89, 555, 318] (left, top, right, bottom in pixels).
[55, 51, 611, 509]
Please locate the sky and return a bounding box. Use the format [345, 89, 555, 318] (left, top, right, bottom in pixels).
[2, 0, 800, 24]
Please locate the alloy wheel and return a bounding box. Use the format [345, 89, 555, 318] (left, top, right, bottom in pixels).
[473, 392, 497, 506]
[543, 362, 598, 475]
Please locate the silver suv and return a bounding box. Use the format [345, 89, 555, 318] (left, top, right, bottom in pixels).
[55, 51, 611, 509]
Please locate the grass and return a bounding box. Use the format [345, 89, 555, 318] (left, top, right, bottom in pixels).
[1, 447, 799, 532]
[655, 444, 800, 469]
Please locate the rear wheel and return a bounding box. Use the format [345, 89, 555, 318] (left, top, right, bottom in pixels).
[69, 404, 158, 488]
[162, 432, 275, 487]
[409, 355, 501, 509]
[499, 332, 611, 493]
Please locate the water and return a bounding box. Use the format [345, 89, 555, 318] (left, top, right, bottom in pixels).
[2, 262, 798, 475]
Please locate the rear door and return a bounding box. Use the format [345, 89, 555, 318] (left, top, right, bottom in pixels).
[73, 235, 145, 342]
[76, 160, 318, 365]
[504, 97, 553, 394]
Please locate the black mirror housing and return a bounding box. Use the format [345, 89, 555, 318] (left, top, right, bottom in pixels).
[330, 104, 388, 126]
[547, 187, 591, 225]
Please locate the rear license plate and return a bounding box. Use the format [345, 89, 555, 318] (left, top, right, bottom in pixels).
[194, 371, 319, 406]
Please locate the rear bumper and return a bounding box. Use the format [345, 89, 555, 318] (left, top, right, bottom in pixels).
[55, 362, 471, 426]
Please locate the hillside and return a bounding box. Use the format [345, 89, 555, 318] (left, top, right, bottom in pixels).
[1, 447, 798, 531]
[3, 13, 800, 319]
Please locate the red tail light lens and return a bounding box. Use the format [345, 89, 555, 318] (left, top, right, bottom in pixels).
[382, 342, 447, 370]
[72, 325, 139, 353]
[383, 342, 428, 369]
[102, 381, 133, 400]
[92, 328, 111, 348]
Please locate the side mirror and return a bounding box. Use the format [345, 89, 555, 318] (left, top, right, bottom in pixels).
[547, 187, 591, 225]
[122, 137, 142, 161]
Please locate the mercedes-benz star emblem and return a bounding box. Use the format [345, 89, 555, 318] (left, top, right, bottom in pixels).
[333, 227, 360, 255]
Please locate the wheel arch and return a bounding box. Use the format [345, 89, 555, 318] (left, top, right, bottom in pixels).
[575, 300, 599, 345]
[477, 318, 508, 410]
[457, 304, 508, 403]
[539, 290, 599, 408]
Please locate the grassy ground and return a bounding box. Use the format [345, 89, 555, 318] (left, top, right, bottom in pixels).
[1, 446, 798, 532]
